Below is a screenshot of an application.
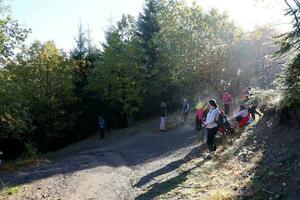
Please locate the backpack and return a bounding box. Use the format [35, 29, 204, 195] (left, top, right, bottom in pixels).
[214, 108, 224, 128]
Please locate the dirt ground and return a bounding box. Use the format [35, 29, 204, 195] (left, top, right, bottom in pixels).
[0, 116, 203, 200]
[1, 114, 299, 200]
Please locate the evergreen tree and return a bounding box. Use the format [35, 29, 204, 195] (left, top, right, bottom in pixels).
[72, 22, 88, 60]
[91, 15, 144, 126]
[137, 0, 161, 68]
[277, 0, 300, 109]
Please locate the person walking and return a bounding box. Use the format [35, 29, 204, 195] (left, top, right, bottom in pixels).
[182, 98, 190, 123]
[222, 91, 232, 116]
[98, 115, 106, 139]
[160, 102, 167, 131]
[204, 99, 220, 152]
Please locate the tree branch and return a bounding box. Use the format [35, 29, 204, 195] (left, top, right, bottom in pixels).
[285, 0, 300, 32]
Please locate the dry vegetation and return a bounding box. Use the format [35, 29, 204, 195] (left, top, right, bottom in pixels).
[139, 119, 267, 200]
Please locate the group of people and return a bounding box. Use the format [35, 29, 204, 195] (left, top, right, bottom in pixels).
[159, 88, 262, 153]
[159, 98, 191, 132]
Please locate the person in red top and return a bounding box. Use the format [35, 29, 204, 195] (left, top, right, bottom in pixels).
[222, 91, 232, 116]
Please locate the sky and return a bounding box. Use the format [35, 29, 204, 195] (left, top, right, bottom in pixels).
[8, 0, 291, 51]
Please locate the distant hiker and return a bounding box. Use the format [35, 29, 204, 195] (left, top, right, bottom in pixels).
[195, 98, 206, 131]
[98, 115, 106, 139]
[235, 105, 249, 127]
[160, 102, 167, 131]
[222, 91, 232, 116]
[241, 87, 251, 102]
[0, 151, 3, 165]
[182, 98, 190, 123]
[248, 104, 262, 121]
[204, 99, 220, 152]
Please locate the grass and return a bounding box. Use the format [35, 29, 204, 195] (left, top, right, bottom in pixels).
[0, 185, 21, 200]
[0, 158, 42, 172]
[139, 119, 264, 200]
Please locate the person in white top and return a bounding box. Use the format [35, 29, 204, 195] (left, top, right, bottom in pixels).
[204, 99, 219, 152]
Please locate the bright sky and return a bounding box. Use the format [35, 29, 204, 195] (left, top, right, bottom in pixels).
[9, 0, 291, 51]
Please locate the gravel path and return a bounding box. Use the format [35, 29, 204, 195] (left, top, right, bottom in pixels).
[1, 118, 202, 200]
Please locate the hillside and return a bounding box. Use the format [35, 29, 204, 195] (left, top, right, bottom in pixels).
[136, 114, 300, 200]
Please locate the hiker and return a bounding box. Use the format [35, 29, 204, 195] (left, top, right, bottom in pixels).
[248, 104, 262, 121]
[98, 115, 106, 139]
[204, 99, 220, 152]
[182, 98, 190, 123]
[160, 102, 167, 131]
[241, 87, 251, 102]
[235, 105, 249, 127]
[195, 98, 206, 131]
[0, 151, 3, 165]
[222, 91, 232, 116]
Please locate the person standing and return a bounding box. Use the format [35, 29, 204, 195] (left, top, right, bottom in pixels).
[222, 91, 232, 116]
[0, 151, 3, 165]
[160, 102, 167, 131]
[195, 98, 206, 131]
[204, 99, 220, 152]
[182, 98, 190, 123]
[98, 115, 106, 139]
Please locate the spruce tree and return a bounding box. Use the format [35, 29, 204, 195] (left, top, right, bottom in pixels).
[137, 0, 161, 68]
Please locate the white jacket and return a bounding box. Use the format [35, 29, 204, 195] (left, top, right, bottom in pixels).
[205, 108, 219, 129]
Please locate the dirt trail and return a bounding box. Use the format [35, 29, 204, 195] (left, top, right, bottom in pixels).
[0, 117, 201, 200]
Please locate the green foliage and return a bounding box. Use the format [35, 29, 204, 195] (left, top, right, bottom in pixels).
[71, 22, 88, 61]
[21, 143, 39, 160]
[277, 54, 300, 108]
[247, 89, 281, 112]
[89, 15, 144, 125]
[0, 0, 283, 159]
[0, 41, 77, 152]
[154, 2, 237, 95]
[137, 0, 161, 68]
[276, 0, 300, 55]
[0, 1, 30, 66]
[276, 0, 300, 110]
[1, 185, 21, 198]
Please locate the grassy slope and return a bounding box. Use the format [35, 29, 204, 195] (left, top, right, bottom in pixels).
[137, 114, 300, 200]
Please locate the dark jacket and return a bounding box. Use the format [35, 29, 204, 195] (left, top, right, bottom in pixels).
[160, 106, 167, 117]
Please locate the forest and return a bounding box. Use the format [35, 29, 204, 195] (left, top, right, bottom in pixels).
[0, 0, 299, 161]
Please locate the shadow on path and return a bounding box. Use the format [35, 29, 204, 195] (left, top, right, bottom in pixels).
[135, 158, 206, 200]
[0, 122, 200, 191]
[134, 143, 205, 188]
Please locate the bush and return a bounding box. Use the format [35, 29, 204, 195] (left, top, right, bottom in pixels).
[20, 143, 39, 160]
[247, 89, 281, 112]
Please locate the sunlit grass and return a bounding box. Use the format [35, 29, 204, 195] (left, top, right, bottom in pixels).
[0, 185, 21, 199]
[0, 158, 42, 172]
